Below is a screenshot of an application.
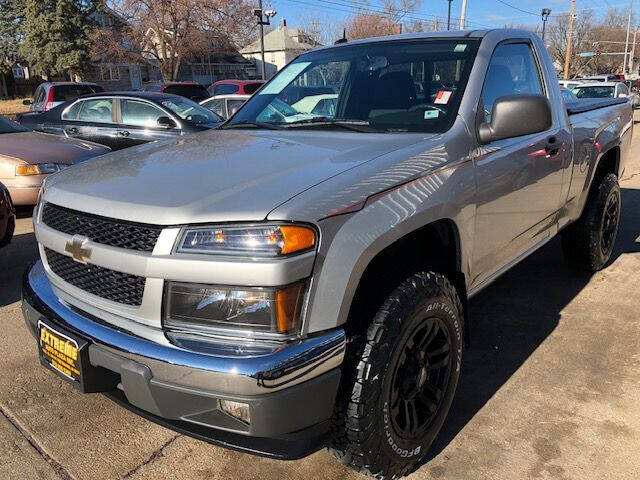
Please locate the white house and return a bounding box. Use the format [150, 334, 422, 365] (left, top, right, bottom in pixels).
[240, 20, 319, 79]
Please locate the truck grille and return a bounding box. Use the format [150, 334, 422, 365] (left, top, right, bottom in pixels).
[44, 248, 146, 306]
[42, 203, 162, 252]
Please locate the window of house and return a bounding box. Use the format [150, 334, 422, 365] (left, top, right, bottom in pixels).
[101, 65, 120, 81]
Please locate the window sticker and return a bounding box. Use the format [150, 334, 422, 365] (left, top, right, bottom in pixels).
[434, 91, 452, 104]
[454, 44, 467, 52]
[259, 62, 312, 95]
[424, 110, 440, 119]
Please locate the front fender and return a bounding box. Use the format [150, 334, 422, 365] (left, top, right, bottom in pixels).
[302, 159, 476, 334]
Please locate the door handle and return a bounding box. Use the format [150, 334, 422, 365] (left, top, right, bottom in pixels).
[544, 137, 561, 157]
[117, 130, 130, 137]
[65, 127, 79, 135]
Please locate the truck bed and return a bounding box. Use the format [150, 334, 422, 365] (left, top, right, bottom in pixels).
[565, 98, 628, 115]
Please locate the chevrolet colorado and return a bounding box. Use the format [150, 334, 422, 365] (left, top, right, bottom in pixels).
[22, 29, 632, 478]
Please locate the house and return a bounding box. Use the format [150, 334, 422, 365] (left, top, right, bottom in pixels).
[240, 19, 320, 79]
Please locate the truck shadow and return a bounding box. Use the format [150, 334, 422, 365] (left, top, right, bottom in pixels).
[0, 230, 38, 307]
[428, 186, 640, 460]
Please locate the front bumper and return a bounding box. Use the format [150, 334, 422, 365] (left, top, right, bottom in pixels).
[22, 261, 345, 459]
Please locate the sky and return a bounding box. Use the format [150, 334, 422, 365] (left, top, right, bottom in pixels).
[270, 0, 634, 37]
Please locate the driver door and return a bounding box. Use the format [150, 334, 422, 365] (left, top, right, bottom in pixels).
[470, 42, 570, 288]
[116, 98, 180, 149]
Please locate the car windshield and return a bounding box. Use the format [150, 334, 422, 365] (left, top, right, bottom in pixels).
[571, 86, 615, 98]
[164, 84, 209, 100]
[161, 97, 222, 124]
[0, 115, 29, 134]
[227, 38, 480, 133]
[52, 84, 101, 102]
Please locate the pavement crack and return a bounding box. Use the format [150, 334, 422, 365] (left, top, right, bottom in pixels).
[122, 433, 181, 479]
[0, 405, 74, 480]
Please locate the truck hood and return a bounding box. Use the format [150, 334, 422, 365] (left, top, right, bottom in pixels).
[0, 131, 110, 164]
[43, 129, 429, 225]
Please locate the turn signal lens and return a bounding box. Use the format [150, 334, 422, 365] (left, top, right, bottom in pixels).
[15, 164, 40, 176]
[178, 224, 316, 257]
[279, 226, 316, 255]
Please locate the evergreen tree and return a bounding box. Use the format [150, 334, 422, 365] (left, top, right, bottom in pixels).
[0, 0, 23, 73]
[20, 0, 96, 78]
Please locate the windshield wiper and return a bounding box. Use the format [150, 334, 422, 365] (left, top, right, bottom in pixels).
[223, 121, 283, 130]
[282, 118, 383, 133]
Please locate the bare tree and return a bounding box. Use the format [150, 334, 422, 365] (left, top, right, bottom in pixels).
[546, 10, 594, 77]
[296, 12, 343, 46]
[92, 0, 254, 81]
[343, 0, 423, 39]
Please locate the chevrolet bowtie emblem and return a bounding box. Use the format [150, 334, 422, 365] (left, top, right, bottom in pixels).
[64, 235, 92, 264]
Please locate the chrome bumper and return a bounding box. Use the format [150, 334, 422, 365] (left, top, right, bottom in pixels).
[23, 261, 345, 396]
[23, 261, 345, 454]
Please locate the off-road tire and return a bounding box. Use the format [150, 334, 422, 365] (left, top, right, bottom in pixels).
[329, 272, 463, 479]
[561, 173, 621, 271]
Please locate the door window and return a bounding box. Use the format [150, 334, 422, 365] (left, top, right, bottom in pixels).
[33, 86, 45, 103]
[226, 99, 246, 117]
[62, 101, 84, 120]
[121, 99, 166, 127]
[481, 43, 544, 121]
[205, 99, 225, 117]
[77, 98, 114, 123]
[618, 83, 629, 96]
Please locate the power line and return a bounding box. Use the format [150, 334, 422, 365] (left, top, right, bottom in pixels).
[495, 0, 538, 16]
[281, 0, 493, 29]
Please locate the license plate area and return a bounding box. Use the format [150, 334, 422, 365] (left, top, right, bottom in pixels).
[38, 319, 119, 393]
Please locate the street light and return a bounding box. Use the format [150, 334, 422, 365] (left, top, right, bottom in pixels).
[541, 8, 551, 42]
[253, 2, 277, 81]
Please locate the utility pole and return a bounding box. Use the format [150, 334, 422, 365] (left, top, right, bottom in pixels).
[541, 8, 551, 43]
[253, 1, 277, 81]
[563, 0, 576, 80]
[630, 28, 638, 76]
[447, 0, 453, 30]
[460, 0, 467, 30]
[623, 0, 633, 74]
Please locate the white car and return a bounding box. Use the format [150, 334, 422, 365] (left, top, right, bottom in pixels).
[200, 94, 250, 120]
[571, 82, 638, 108]
[558, 80, 583, 90]
[291, 94, 338, 116]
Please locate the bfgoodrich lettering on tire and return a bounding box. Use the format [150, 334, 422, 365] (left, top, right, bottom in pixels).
[329, 272, 463, 479]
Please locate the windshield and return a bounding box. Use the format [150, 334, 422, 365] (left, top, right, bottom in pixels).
[572, 86, 615, 98]
[161, 97, 222, 124]
[0, 115, 29, 134]
[164, 84, 209, 101]
[228, 39, 479, 133]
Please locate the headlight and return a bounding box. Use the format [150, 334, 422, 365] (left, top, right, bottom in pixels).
[15, 163, 66, 176]
[177, 224, 316, 256]
[164, 281, 307, 337]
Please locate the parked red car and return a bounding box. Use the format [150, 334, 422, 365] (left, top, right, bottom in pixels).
[0, 182, 15, 248]
[142, 82, 210, 102]
[207, 80, 264, 96]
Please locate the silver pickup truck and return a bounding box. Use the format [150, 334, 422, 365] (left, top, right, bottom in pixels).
[22, 29, 632, 478]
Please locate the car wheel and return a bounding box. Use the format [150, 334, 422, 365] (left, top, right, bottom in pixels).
[330, 272, 463, 479]
[0, 215, 15, 248]
[561, 172, 621, 271]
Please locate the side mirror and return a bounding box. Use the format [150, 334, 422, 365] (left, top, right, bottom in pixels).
[478, 94, 552, 145]
[22, 99, 32, 105]
[157, 116, 177, 128]
[618, 93, 628, 98]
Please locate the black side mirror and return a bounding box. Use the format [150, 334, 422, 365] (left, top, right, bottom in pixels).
[478, 94, 552, 145]
[157, 116, 177, 128]
[22, 99, 33, 105]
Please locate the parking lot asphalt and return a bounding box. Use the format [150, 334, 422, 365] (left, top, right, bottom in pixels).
[1, 118, 639, 480]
